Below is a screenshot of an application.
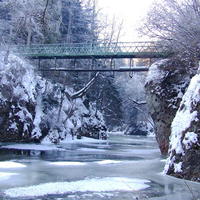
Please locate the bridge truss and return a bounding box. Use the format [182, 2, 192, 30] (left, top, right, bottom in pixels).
[9, 41, 170, 59]
[2, 42, 172, 72]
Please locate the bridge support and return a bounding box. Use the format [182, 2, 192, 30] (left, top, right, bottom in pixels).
[54, 57, 57, 69]
[110, 59, 116, 77]
[89, 58, 96, 80]
[129, 58, 134, 78]
[38, 58, 41, 70]
[73, 59, 77, 68]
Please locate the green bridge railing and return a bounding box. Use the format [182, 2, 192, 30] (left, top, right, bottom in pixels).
[3, 42, 172, 59]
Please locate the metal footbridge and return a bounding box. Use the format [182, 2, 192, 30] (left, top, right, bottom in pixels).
[9, 42, 171, 59]
[4, 41, 172, 72]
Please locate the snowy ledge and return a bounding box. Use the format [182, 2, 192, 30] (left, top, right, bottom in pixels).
[4, 177, 150, 198]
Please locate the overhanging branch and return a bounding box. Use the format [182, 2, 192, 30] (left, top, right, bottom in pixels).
[71, 72, 100, 99]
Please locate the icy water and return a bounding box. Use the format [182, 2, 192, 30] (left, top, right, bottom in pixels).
[0, 134, 199, 200]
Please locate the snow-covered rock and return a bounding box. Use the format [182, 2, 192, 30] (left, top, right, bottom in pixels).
[145, 59, 191, 154]
[0, 52, 107, 143]
[164, 73, 200, 181]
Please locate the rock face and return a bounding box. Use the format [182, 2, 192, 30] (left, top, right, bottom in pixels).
[164, 73, 200, 181]
[0, 53, 107, 143]
[145, 59, 190, 154]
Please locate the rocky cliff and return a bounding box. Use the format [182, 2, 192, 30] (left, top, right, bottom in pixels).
[164, 73, 200, 181]
[0, 52, 107, 143]
[145, 59, 191, 154]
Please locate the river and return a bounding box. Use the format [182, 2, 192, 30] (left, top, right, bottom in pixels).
[0, 134, 199, 200]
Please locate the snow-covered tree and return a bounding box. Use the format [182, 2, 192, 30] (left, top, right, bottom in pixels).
[0, 0, 102, 45]
[0, 0, 124, 131]
[0, 0, 61, 45]
[141, 0, 200, 61]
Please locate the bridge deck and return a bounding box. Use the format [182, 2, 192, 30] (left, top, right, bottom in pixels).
[40, 67, 149, 72]
[7, 42, 171, 59]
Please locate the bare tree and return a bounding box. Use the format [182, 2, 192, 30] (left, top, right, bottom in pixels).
[140, 0, 200, 60]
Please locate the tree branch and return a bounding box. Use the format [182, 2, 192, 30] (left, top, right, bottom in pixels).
[71, 72, 100, 99]
[42, 0, 49, 24]
[128, 98, 147, 105]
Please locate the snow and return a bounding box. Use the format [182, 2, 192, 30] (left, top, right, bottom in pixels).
[165, 73, 200, 174]
[79, 148, 106, 152]
[0, 52, 107, 144]
[171, 111, 197, 154]
[49, 162, 87, 166]
[174, 162, 183, 173]
[145, 59, 168, 84]
[95, 160, 122, 165]
[16, 108, 33, 122]
[0, 172, 18, 181]
[31, 95, 43, 138]
[169, 74, 200, 154]
[66, 119, 74, 129]
[4, 177, 150, 198]
[8, 122, 18, 131]
[108, 131, 124, 135]
[0, 161, 26, 168]
[160, 159, 167, 163]
[182, 132, 198, 149]
[1, 144, 65, 151]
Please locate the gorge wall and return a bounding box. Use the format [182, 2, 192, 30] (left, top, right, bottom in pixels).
[145, 59, 190, 155]
[0, 52, 107, 143]
[146, 59, 200, 181]
[164, 73, 200, 181]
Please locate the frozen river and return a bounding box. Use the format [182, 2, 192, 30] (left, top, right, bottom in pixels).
[0, 134, 199, 200]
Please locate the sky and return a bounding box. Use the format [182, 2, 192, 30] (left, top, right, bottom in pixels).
[97, 0, 155, 42]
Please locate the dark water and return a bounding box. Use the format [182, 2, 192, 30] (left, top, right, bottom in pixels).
[0, 134, 199, 200]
